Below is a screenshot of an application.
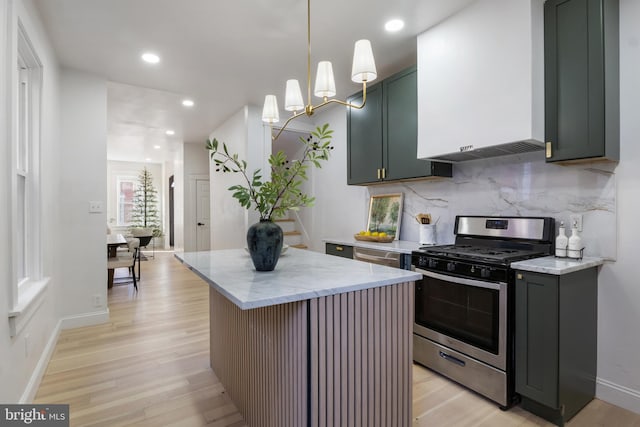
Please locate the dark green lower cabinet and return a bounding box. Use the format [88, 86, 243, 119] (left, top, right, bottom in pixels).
[325, 243, 353, 259]
[515, 268, 598, 426]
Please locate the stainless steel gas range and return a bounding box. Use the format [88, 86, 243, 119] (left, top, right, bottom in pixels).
[411, 216, 555, 408]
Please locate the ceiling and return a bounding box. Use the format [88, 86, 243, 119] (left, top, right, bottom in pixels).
[33, 0, 475, 163]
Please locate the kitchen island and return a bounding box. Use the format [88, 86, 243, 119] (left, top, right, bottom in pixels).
[176, 248, 420, 427]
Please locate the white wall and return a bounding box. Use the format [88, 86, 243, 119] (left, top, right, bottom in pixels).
[171, 149, 185, 252]
[183, 143, 209, 252]
[159, 160, 170, 249]
[207, 105, 270, 250]
[208, 108, 248, 249]
[1, 0, 61, 403]
[58, 68, 109, 323]
[0, 0, 113, 402]
[595, 0, 640, 413]
[298, 105, 369, 252]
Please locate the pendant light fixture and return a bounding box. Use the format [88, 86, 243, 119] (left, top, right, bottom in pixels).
[262, 0, 377, 141]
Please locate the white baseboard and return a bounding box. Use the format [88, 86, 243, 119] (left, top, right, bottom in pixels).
[597, 377, 640, 415]
[19, 309, 110, 403]
[19, 319, 62, 403]
[59, 308, 110, 330]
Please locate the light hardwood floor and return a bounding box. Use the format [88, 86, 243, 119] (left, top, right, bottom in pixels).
[35, 252, 640, 426]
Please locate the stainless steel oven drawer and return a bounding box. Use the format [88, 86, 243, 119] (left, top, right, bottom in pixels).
[413, 334, 507, 406]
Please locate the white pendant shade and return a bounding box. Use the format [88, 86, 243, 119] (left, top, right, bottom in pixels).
[262, 95, 280, 123]
[351, 39, 377, 83]
[262, 0, 377, 141]
[314, 61, 336, 98]
[284, 79, 304, 112]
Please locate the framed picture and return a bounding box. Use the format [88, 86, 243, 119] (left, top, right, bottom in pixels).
[366, 193, 403, 240]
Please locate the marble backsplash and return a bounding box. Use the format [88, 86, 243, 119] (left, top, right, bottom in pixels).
[369, 152, 617, 260]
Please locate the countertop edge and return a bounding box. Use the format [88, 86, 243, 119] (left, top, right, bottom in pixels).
[175, 251, 421, 310]
[511, 256, 606, 275]
[323, 237, 423, 254]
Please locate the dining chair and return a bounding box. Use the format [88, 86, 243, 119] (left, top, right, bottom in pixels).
[131, 228, 154, 260]
[107, 238, 140, 290]
[116, 237, 142, 280]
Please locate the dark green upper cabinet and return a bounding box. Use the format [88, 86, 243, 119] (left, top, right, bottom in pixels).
[544, 0, 619, 163]
[347, 67, 452, 185]
[347, 83, 383, 184]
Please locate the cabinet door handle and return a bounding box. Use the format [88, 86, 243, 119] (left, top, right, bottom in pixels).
[377, 169, 381, 179]
[545, 142, 552, 159]
[335, 246, 344, 252]
[382, 168, 386, 179]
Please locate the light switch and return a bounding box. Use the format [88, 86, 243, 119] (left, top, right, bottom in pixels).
[89, 201, 104, 213]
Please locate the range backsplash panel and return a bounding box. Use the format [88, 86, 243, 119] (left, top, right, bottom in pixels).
[369, 152, 616, 260]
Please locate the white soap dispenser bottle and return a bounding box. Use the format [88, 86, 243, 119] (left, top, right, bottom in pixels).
[568, 221, 582, 259]
[555, 221, 568, 257]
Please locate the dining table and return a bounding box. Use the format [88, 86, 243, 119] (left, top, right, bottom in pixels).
[107, 234, 127, 288]
[107, 233, 127, 258]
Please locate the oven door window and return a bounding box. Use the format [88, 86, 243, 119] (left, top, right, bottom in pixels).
[415, 275, 499, 354]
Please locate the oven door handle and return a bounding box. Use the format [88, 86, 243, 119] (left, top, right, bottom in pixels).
[415, 268, 505, 291]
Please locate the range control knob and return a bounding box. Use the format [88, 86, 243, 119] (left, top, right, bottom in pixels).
[428, 259, 438, 268]
[447, 262, 456, 272]
[480, 268, 491, 279]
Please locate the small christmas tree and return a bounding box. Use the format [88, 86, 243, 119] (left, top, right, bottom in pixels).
[130, 167, 162, 237]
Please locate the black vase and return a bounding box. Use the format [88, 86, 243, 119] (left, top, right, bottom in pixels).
[246, 219, 284, 271]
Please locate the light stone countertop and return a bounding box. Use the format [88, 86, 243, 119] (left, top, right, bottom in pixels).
[511, 255, 606, 275]
[323, 237, 424, 254]
[175, 248, 421, 310]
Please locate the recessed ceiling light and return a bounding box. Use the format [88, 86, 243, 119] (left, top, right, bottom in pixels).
[182, 99, 194, 107]
[385, 19, 405, 32]
[153, 145, 161, 149]
[145, 158, 152, 162]
[165, 129, 175, 136]
[141, 52, 160, 64]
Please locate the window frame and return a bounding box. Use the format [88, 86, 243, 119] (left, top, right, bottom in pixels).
[116, 175, 137, 226]
[8, 19, 47, 335]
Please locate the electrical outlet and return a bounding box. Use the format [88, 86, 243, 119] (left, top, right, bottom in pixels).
[88, 201, 104, 213]
[93, 295, 102, 307]
[570, 214, 583, 232]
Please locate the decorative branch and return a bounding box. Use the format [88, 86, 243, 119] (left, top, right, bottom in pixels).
[206, 123, 333, 220]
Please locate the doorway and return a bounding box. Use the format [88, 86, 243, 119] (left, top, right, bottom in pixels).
[169, 175, 174, 247]
[195, 179, 210, 251]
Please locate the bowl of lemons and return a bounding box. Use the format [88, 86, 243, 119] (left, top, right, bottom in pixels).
[354, 230, 395, 243]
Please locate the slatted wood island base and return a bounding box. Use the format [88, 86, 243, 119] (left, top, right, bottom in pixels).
[177, 249, 420, 427]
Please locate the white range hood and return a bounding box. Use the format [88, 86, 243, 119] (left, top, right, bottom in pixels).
[417, 0, 544, 162]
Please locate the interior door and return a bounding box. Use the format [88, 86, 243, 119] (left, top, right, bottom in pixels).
[196, 179, 211, 251]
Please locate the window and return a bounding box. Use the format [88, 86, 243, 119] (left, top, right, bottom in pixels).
[9, 21, 46, 334]
[16, 55, 30, 285]
[117, 177, 136, 225]
[14, 23, 42, 288]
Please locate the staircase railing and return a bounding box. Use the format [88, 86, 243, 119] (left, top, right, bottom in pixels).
[291, 210, 311, 248]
